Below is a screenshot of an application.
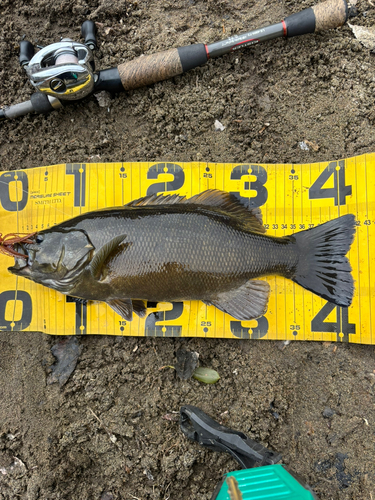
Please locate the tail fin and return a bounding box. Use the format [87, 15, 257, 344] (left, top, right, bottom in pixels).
[291, 214, 356, 307]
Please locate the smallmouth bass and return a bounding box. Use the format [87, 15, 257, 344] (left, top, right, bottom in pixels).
[7, 190, 356, 321]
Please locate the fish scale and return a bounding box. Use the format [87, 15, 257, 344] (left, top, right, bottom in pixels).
[93, 210, 293, 300]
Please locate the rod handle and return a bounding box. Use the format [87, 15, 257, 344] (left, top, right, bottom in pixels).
[284, 0, 348, 37]
[117, 44, 207, 91]
[312, 0, 348, 31]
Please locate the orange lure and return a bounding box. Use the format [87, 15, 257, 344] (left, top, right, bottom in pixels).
[0, 232, 36, 259]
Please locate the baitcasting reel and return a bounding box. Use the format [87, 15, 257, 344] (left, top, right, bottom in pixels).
[20, 21, 97, 101]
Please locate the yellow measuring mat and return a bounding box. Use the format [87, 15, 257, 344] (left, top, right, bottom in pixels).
[0, 154, 374, 343]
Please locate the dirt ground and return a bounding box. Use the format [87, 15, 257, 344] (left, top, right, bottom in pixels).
[0, 0, 375, 499]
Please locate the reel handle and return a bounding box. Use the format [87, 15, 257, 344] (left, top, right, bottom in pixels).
[81, 20, 97, 50]
[19, 40, 35, 66]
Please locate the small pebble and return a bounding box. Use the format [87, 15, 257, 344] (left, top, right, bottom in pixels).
[214, 119, 225, 131]
[323, 407, 335, 418]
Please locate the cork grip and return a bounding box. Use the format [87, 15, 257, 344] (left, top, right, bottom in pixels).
[312, 0, 348, 31]
[118, 48, 183, 91]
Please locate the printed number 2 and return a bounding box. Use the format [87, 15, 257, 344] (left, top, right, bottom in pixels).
[147, 163, 185, 196]
[309, 161, 352, 206]
[144, 302, 183, 337]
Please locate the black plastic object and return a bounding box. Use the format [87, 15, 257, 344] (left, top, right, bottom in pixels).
[178, 44, 208, 73]
[94, 67, 124, 93]
[19, 40, 35, 66]
[30, 93, 55, 114]
[81, 20, 97, 50]
[284, 8, 316, 37]
[180, 405, 282, 469]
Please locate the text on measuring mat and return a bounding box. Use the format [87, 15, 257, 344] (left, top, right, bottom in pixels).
[30, 191, 71, 199]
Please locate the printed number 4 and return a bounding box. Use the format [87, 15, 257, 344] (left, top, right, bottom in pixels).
[309, 161, 352, 206]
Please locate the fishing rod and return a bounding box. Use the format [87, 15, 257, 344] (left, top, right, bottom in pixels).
[0, 0, 349, 121]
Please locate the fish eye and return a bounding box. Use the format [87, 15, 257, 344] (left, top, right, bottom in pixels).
[36, 235, 44, 244]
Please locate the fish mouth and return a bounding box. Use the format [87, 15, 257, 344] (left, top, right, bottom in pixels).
[8, 244, 36, 276]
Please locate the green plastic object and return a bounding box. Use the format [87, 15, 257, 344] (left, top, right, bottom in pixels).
[213, 464, 316, 500]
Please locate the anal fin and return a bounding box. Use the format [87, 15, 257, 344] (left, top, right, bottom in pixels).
[206, 280, 270, 320]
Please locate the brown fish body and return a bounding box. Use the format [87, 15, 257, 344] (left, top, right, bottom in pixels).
[8, 190, 355, 321]
[61, 204, 297, 302]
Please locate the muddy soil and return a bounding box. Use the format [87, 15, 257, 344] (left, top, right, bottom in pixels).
[0, 0, 374, 499]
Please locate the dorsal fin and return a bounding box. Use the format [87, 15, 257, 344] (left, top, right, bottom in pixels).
[125, 193, 186, 207]
[125, 189, 265, 234]
[185, 190, 265, 234]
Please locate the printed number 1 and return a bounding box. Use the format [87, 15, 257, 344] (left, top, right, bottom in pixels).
[66, 164, 86, 207]
[66, 297, 87, 335]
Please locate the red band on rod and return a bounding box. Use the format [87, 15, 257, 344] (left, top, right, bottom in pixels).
[282, 20, 287, 37]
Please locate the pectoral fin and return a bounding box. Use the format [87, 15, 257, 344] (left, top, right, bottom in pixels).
[107, 298, 133, 321]
[206, 280, 270, 320]
[90, 234, 129, 281]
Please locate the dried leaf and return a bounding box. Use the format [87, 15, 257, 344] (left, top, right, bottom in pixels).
[304, 139, 320, 152]
[175, 349, 199, 380]
[348, 23, 375, 50]
[47, 336, 82, 387]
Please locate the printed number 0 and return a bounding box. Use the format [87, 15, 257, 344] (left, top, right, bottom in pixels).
[0, 171, 29, 212]
[0, 291, 32, 330]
